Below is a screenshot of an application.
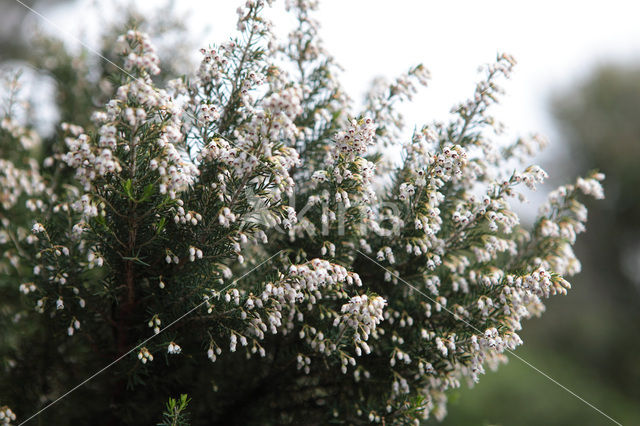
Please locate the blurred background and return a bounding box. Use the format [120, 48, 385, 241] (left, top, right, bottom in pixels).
[1, 0, 639, 424]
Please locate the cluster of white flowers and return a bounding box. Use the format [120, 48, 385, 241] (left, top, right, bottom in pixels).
[19, 282, 36, 294]
[231, 89, 302, 196]
[576, 175, 605, 199]
[31, 222, 45, 234]
[433, 144, 469, 183]
[207, 344, 222, 362]
[337, 294, 387, 350]
[167, 342, 182, 354]
[153, 128, 199, 199]
[316, 54, 605, 421]
[332, 117, 376, 162]
[173, 200, 202, 226]
[164, 250, 180, 265]
[291, 116, 381, 242]
[188, 246, 204, 262]
[148, 315, 162, 334]
[0, 406, 16, 425]
[116, 91, 200, 200]
[364, 64, 430, 146]
[296, 353, 312, 374]
[236, 0, 274, 31]
[217, 207, 236, 227]
[452, 53, 517, 120]
[261, 87, 303, 142]
[508, 133, 549, 163]
[199, 103, 220, 123]
[116, 30, 161, 76]
[98, 39, 198, 202]
[0, 158, 44, 210]
[284, 2, 321, 64]
[196, 46, 228, 85]
[263, 259, 362, 307]
[193, 65, 303, 238]
[1, 116, 40, 149]
[138, 347, 154, 364]
[61, 131, 122, 191]
[398, 182, 415, 201]
[199, 257, 375, 368]
[67, 318, 81, 336]
[516, 165, 548, 191]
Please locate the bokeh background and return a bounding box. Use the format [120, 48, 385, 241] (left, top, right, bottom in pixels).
[1, 0, 639, 424]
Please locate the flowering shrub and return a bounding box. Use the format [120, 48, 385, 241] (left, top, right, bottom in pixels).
[0, 0, 603, 424]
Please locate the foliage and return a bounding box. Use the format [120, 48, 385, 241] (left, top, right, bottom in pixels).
[158, 394, 191, 426]
[549, 64, 640, 403]
[0, 0, 603, 424]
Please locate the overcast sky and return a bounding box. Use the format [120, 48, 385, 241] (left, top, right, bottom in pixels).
[312, 0, 640, 143]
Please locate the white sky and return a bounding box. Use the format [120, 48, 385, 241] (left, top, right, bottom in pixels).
[309, 0, 640, 149]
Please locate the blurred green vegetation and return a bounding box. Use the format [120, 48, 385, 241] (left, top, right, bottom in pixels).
[431, 335, 640, 425]
[430, 64, 640, 425]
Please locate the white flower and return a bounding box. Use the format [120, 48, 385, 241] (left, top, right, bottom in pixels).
[19, 283, 36, 294]
[0, 406, 17, 424]
[138, 347, 154, 364]
[32, 222, 45, 234]
[167, 342, 182, 354]
[399, 183, 415, 201]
